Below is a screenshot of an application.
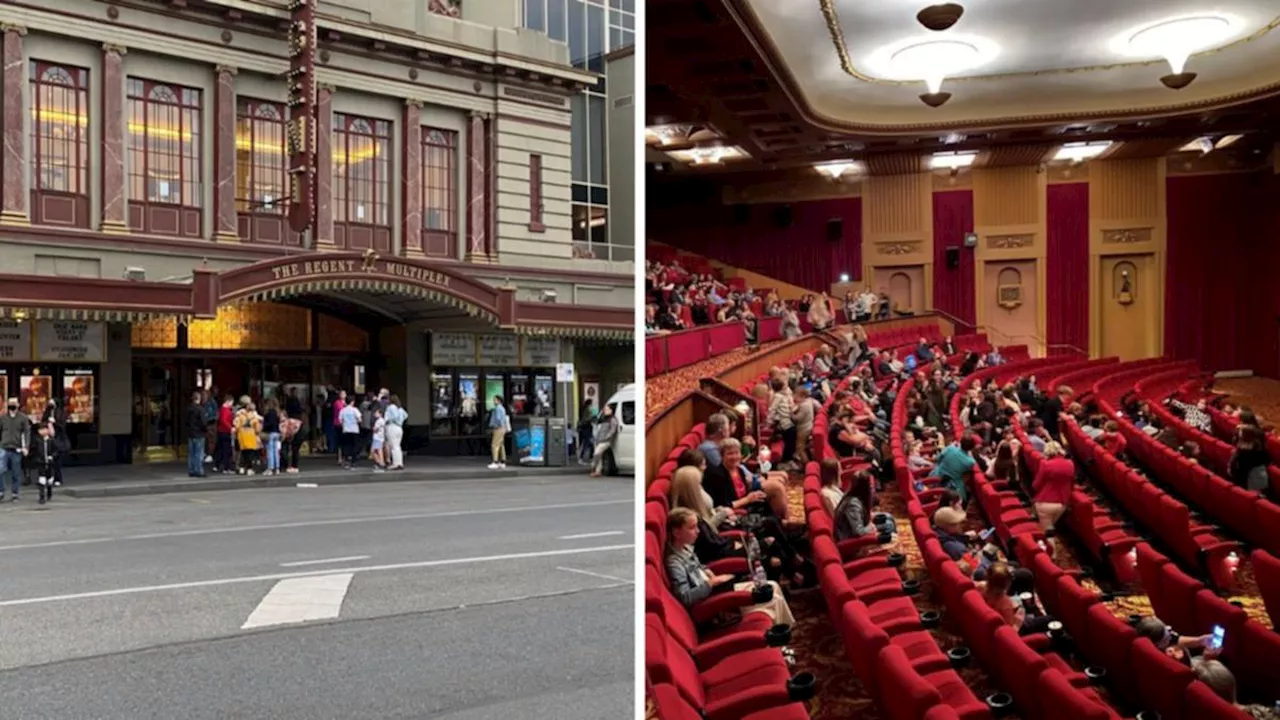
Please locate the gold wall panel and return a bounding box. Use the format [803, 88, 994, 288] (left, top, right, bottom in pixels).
[1091, 158, 1162, 221]
[318, 313, 370, 354]
[188, 303, 312, 351]
[974, 167, 1040, 228]
[131, 316, 178, 349]
[865, 173, 928, 236]
[1097, 254, 1160, 360]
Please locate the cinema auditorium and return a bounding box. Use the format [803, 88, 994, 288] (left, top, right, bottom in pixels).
[0, 0, 635, 464]
[644, 2, 1280, 720]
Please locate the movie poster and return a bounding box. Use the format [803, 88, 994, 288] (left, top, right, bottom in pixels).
[63, 370, 95, 424]
[532, 375, 554, 417]
[484, 377, 505, 409]
[0, 371, 8, 406]
[431, 374, 453, 419]
[20, 374, 51, 422]
[458, 374, 479, 419]
[510, 374, 529, 415]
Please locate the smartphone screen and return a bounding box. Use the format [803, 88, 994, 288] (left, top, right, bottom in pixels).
[979, 527, 996, 541]
[1210, 625, 1225, 651]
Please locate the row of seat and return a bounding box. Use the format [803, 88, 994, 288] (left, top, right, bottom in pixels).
[900, 358, 1134, 718]
[1203, 400, 1280, 461]
[805, 373, 994, 720]
[1255, 549, 1280, 629]
[1090, 365, 1280, 560]
[1041, 357, 1120, 396]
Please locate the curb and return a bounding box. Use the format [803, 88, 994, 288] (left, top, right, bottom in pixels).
[59, 465, 588, 499]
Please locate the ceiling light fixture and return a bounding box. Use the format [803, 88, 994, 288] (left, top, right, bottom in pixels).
[815, 160, 863, 181]
[690, 147, 727, 165]
[916, 3, 964, 32]
[872, 37, 997, 107]
[930, 150, 978, 170]
[1053, 141, 1112, 163]
[1215, 134, 1243, 149]
[1117, 14, 1239, 90]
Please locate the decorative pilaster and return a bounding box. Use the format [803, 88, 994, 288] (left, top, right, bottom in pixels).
[212, 65, 239, 242]
[314, 84, 334, 247]
[401, 99, 422, 255]
[486, 113, 498, 260]
[464, 111, 490, 263]
[0, 24, 28, 226]
[100, 43, 129, 234]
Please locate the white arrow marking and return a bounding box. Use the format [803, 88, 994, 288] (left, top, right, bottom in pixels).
[241, 573, 354, 630]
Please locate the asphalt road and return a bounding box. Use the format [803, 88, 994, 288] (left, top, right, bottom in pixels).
[0, 475, 635, 719]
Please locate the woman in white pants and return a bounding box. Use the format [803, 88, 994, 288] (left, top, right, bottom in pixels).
[384, 394, 407, 469]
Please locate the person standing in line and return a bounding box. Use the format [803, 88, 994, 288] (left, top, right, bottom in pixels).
[590, 403, 620, 477]
[234, 401, 262, 475]
[370, 407, 387, 473]
[215, 396, 234, 474]
[41, 398, 67, 486]
[202, 388, 218, 464]
[262, 398, 281, 476]
[282, 409, 305, 474]
[383, 394, 407, 470]
[186, 391, 208, 478]
[34, 423, 57, 505]
[358, 392, 375, 462]
[338, 399, 362, 470]
[488, 395, 509, 470]
[332, 389, 348, 465]
[576, 399, 596, 465]
[0, 399, 29, 501]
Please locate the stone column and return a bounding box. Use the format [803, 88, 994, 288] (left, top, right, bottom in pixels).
[100, 43, 129, 234]
[314, 84, 334, 247]
[401, 99, 422, 255]
[485, 113, 498, 260]
[464, 111, 489, 263]
[212, 66, 239, 242]
[0, 24, 28, 226]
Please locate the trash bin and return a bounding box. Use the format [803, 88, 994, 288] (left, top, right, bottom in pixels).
[513, 416, 547, 466]
[545, 417, 568, 467]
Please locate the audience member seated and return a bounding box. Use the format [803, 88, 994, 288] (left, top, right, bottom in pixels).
[665, 507, 796, 625]
[1229, 425, 1271, 493]
[1100, 420, 1127, 457]
[928, 435, 978, 506]
[703, 437, 790, 521]
[979, 562, 1056, 636]
[1133, 616, 1215, 665]
[1194, 659, 1280, 719]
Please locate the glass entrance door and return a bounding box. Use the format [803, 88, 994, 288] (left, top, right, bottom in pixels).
[132, 361, 182, 461]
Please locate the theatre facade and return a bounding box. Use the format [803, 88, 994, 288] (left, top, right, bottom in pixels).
[0, 0, 634, 463]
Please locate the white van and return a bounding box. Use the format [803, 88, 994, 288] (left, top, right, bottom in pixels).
[600, 383, 636, 475]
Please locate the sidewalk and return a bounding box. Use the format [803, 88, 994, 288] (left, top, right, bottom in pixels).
[55, 456, 591, 499]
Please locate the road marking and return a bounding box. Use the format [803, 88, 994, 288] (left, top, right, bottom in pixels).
[0, 544, 633, 607]
[557, 531, 626, 540]
[556, 566, 634, 584]
[279, 555, 371, 568]
[0, 499, 631, 551]
[241, 573, 353, 629]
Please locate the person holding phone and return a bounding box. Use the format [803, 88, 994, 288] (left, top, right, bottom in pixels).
[1134, 616, 1217, 664]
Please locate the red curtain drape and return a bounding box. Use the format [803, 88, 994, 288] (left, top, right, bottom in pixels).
[1165, 172, 1271, 372]
[1242, 171, 1280, 378]
[932, 189, 975, 327]
[650, 198, 862, 292]
[1046, 183, 1089, 353]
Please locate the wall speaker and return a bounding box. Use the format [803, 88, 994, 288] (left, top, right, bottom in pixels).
[946, 247, 960, 269]
[826, 218, 843, 243]
[774, 205, 793, 228]
[732, 204, 750, 225]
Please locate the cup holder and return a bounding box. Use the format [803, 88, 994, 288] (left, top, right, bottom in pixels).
[1084, 665, 1108, 684]
[1229, 600, 1244, 608]
[1135, 711, 1161, 720]
[1127, 614, 1143, 627]
[787, 671, 817, 702]
[765, 624, 793, 647]
[877, 530, 894, 544]
[920, 610, 942, 629]
[985, 691, 1014, 716]
[947, 646, 972, 668]
[901, 579, 922, 596]
[751, 584, 775, 604]
[887, 552, 906, 568]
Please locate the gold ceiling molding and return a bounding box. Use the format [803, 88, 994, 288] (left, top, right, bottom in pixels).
[233, 279, 500, 325]
[1102, 228, 1152, 244]
[0, 306, 186, 323]
[818, 0, 1280, 85]
[987, 234, 1034, 249]
[877, 241, 922, 255]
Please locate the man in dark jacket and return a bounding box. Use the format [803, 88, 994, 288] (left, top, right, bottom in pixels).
[0, 399, 30, 501]
[186, 391, 208, 478]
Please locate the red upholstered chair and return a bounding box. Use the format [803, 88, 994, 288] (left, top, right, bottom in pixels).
[1130, 637, 1196, 720]
[1035, 667, 1123, 720]
[644, 567, 775, 652]
[645, 617, 801, 720]
[649, 682, 810, 720]
[1252, 548, 1280, 629]
[1079, 603, 1141, 706]
[1182, 682, 1252, 720]
[873, 645, 992, 720]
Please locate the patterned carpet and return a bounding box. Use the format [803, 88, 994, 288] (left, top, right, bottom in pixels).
[1214, 377, 1280, 425]
[645, 341, 785, 423]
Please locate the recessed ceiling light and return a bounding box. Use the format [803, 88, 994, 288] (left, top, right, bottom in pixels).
[1053, 141, 1112, 162]
[666, 146, 748, 166]
[930, 151, 977, 170]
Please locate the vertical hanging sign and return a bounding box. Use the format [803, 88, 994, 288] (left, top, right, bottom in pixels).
[287, 0, 317, 234]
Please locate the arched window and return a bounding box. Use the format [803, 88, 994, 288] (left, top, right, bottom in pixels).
[421, 128, 457, 257]
[127, 77, 202, 237]
[234, 99, 297, 245]
[29, 61, 89, 227]
[889, 272, 913, 311]
[332, 112, 391, 251]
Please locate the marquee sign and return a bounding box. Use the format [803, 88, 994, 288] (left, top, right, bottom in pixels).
[286, 0, 317, 234]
